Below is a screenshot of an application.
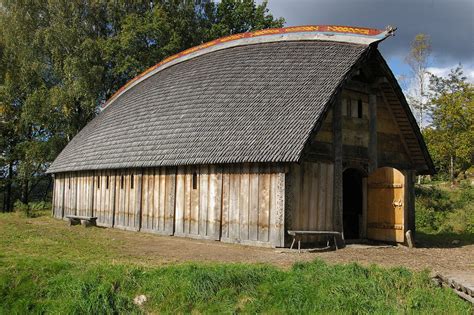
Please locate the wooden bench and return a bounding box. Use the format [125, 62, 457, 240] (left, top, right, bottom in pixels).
[66, 215, 97, 227]
[288, 230, 343, 252]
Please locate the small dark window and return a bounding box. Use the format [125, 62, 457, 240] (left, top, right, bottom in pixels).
[357, 99, 363, 118]
[97, 176, 100, 189]
[192, 172, 198, 190]
[121, 175, 124, 189]
[131, 174, 134, 189]
[68, 177, 71, 189]
[346, 99, 352, 117]
[106, 176, 109, 189]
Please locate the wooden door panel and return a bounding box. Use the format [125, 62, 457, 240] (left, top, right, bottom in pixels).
[367, 167, 404, 242]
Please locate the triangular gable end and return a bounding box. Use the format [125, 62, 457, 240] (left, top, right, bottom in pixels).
[301, 48, 435, 175]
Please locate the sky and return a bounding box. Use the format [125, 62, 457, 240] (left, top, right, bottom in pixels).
[258, 0, 474, 84]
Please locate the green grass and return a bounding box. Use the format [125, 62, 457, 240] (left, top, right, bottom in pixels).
[1, 258, 471, 314]
[0, 210, 472, 314]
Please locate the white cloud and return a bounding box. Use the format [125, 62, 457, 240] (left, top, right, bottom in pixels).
[427, 64, 474, 83]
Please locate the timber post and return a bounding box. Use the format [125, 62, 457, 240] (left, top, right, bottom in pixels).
[368, 91, 378, 173]
[404, 170, 416, 240]
[333, 95, 343, 240]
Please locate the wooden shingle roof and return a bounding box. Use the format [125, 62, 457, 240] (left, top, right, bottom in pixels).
[48, 27, 390, 173]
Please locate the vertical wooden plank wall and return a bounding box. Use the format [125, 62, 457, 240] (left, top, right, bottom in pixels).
[220, 164, 285, 247]
[175, 165, 222, 240]
[63, 173, 77, 217]
[75, 171, 94, 217]
[114, 169, 142, 231]
[92, 170, 116, 227]
[286, 162, 334, 241]
[52, 174, 65, 218]
[53, 164, 286, 247]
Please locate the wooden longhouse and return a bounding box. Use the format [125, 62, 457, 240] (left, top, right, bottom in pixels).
[48, 25, 435, 247]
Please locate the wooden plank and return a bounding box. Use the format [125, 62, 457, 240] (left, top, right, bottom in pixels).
[221, 167, 230, 239]
[229, 166, 241, 240]
[258, 165, 271, 242]
[94, 171, 99, 223]
[119, 172, 125, 227]
[300, 162, 312, 230]
[239, 163, 250, 241]
[90, 171, 94, 218]
[190, 167, 200, 235]
[184, 166, 192, 235]
[380, 89, 416, 168]
[61, 174, 66, 218]
[333, 96, 343, 233]
[53, 175, 58, 217]
[140, 169, 148, 230]
[369, 92, 378, 172]
[153, 168, 160, 231]
[111, 172, 116, 226]
[325, 163, 334, 230]
[269, 166, 285, 247]
[159, 168, 166, 232]
[73, 174, 78, 216]
[135, 170, 143, 230]
[404, 170, 416, 236]
[175, 166, 185, 235]
[367, 167, 405, 242]
[248, 164, 259, 241]
[316, 163, 326, 231]
[164, 167, 176, 234]
[290, 164, 301, 230]
[208, 165, 222, 240]
[110, 170, 116, 227]
[76, 174, 81, 216]
[124, 171, 130, 228]
[199, 165, 209, 236]
[147, 168, 154, 230]
[310, 163, 320, 231]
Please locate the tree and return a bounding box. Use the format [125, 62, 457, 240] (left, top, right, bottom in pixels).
[405, 33, 431, 129]
[424, 66, 474, 184]
[0, 0, 284, 210]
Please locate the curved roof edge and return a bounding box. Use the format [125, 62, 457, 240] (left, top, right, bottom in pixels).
[102, 25, 394, 110]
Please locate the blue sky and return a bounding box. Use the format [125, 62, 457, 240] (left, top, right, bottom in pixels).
[259, 0, 474, 84]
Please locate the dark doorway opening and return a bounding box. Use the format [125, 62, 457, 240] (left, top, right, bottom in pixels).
[343, 169, 363, 239]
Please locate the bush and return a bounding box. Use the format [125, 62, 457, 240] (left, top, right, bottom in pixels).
[13, 201, 31, 217]
[416, 183, 474, 234]
[13, 200, 50, 218]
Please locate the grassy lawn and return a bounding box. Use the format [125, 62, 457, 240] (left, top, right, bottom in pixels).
[0, 211, 471, 314]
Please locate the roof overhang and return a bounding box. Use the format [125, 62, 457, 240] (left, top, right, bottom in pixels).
[102, 25, 395, 110]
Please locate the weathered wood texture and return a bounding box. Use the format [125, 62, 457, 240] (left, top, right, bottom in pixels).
[404, 170, 416, 236]
[367, 167, 405, 242]
[63, 173, 78, 217]
[175, 165, 222, 240]
[220, 164, 285, 247]
[140, 167, 175, 235]
[333, 96, 343, 233]
[92, 170, 116, 227]
[114, 169, 142, 231]
[52, 164, 286, 247]
[286, 162, 334, 242]
[52, 174, 65, 218]
[305, 89, 413, 170]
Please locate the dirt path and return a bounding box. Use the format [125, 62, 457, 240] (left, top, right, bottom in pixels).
[105, 227, 474, 274]
[13, 215, 472, 274]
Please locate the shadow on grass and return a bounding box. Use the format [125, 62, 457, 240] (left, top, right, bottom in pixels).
[416, 231, 474, 248]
